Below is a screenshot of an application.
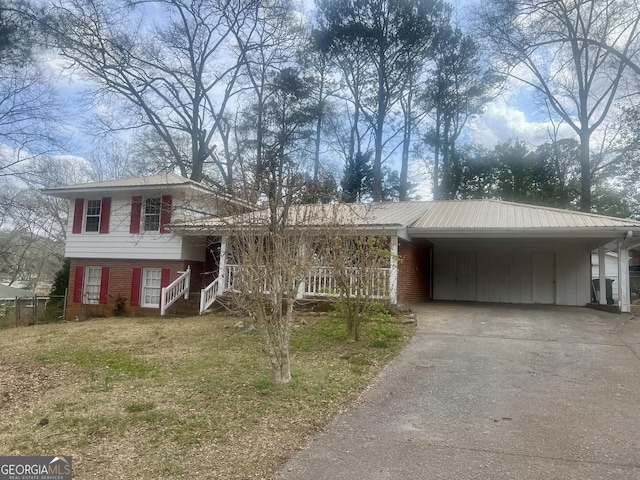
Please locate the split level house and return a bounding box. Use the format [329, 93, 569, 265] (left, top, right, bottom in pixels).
[43, 174, 640, 319]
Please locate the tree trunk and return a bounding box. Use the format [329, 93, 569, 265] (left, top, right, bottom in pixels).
[314, 69, 325, 186]
[441, 120, 451, 199]
[579, 130, 591, 212]
[270, 351, 291, 384]
[264, 297, 294, 384]
[264, 321, 292, 384]
[432, 108, 442, 200]
[399, 87, 413, 201]
[372, 45, 386, 202]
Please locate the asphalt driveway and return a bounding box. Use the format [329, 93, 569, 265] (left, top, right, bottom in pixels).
[279, 303, 640, 480]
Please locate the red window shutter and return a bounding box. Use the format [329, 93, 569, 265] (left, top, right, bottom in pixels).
[72, 198, 84, 234]
[99, 267, 110, 304]
[73, 266, 84, 303]
[130, 196, 142, 234]
[99, 197, 111, 234]
[161, 268, 171, 288]
[160, 195, 172, 234]
[131, 268, 142, 307]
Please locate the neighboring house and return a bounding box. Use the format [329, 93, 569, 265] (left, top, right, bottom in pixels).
[0, 284, 38, 299]
[0, 284, 47, 325]
[45, 175, 640, 317]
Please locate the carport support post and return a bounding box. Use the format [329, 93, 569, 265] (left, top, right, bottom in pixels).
[598, 246, 607, 305]
[618, 239, 630, 313]
[389, 235, 398, 304]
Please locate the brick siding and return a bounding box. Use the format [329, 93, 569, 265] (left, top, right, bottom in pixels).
[397, 239, 432, 303]
[67, 258, 205, 319]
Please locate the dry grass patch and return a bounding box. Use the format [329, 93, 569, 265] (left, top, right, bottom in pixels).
[0, 311, 413, 479]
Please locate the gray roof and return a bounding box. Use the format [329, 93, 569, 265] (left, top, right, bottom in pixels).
[42, 173, 250, 208]
[43, 173, 196, 194]
[172, 201, 430, 232]
[0, 284, 36, 299]
[411, 200, 640, 231]
[172, 199, 640, 237]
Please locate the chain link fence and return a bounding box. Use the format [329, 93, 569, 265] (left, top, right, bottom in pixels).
[0, 290, 67, 328]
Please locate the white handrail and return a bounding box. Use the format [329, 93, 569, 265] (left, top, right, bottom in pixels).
[160, 267, 191, 316]
[199, 277, 219, 315]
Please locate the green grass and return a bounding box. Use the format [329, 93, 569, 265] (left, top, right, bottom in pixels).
[0, 312, 412, 479]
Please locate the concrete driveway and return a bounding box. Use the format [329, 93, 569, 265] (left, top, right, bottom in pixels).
[279, 303, 640, 480]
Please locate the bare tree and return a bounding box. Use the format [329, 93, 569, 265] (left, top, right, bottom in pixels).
[0, 1, 66, 174]
[0, 152, 92, 291]
[479, 0, 640, 211]
[44, 0, 247, 189]
[224, 208, 315, 384]
[227, 0, 308, 198]
[220, 66, 317, 384]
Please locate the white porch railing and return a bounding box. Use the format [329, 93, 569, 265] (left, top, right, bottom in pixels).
[160, 267, 190, 316]
[199, 277, 219, 315]
[304, 266, 391, 299]
[222, 265, 391, 300]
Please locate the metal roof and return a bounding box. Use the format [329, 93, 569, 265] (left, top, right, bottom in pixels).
[411, 200, 640, 230]
[172, 201, 432, 231]
[173, 199, 640, 237]
[42, 173, 251, 208]
[43, 173, 194, 193]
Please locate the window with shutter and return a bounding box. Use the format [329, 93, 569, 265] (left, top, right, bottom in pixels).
[85, 200, 101, 233]
[83, 266, 102, 304]
[141, 268, 162, 307]
[144, 198, 161, 232]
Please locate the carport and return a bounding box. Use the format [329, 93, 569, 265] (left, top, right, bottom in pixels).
[399, 200, 640, 313]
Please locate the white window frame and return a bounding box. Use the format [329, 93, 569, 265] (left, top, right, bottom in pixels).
[85, 199, 102, 233]
[143, 197, 162, 232]
[83, 266, 102, 304]
[141, 268, 162, 308]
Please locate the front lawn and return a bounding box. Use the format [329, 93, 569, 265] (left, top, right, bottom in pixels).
[0, 311, 412, 479]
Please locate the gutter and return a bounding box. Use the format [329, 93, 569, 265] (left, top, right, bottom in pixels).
[407, 227, 640, 238]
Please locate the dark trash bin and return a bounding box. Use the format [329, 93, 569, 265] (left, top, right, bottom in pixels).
[592, 278, 615, 305]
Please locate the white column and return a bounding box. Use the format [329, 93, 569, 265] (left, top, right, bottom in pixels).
[296, 242, 307, 300]
[598, 246, 607, 305]
[618, 240, 631, 313]
[218, 236, 227, 296]
[389, 235, 398, 305]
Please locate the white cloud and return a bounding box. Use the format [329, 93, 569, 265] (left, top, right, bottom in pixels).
[468, 95, 576, 148]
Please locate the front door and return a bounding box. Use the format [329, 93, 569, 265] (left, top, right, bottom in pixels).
[455, 252, 477, 301]
[532, 252, 555, 304]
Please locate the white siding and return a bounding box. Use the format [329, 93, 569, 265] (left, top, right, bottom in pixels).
[65, 193, 186, 260]
[433, 238, 591, 306]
